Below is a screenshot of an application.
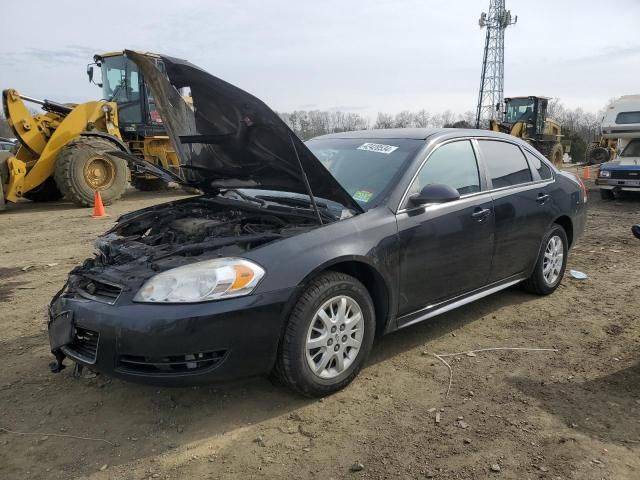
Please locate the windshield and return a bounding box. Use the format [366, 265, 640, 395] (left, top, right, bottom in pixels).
[99, 56, 142, 124]
[504, 98, 535, 124]
[621, 139, 640, 157]
[305, 138, 422, 209]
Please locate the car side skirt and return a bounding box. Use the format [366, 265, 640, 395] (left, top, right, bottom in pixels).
[396, 275, 525, 330]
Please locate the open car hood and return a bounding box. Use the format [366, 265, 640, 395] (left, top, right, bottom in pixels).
[125, 51, 362, 213]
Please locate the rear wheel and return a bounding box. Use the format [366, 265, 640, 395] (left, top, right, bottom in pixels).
[131, 177, 168, 191]
[599, 189, 615, 200]
[591, 147, 610, 164]
[274, 272, 376, 397]
[522, 225, 568, 295]
[23, 177, 63, 202]
[548, 143, 564, 167]
[584, 143, 598, 165]
[54, 137, 128, 207]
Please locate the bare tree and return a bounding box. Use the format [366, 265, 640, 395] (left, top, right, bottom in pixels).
[393, 110, 414, 128]
[0, 111, 12, 138]
[373, 113, 394, 129]
[413, 109, 431, 128]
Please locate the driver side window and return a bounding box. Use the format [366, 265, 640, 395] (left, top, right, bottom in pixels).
[407, 140, 481, 199]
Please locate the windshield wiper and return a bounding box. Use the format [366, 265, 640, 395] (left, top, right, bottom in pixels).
[256, 195, 328, 209]
[224, 189, 266, 206]
[255, 195, 336, 220]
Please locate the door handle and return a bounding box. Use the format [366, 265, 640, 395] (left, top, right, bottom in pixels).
[471, 207, 491, 222]
[537, 193, 550, 204]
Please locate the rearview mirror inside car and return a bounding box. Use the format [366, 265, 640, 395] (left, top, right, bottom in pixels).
[409, 184, 460, 206]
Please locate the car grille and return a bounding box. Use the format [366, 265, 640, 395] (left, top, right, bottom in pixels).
[61, 327, 99, 364]
[76, 277, 122, 304]
[610, 170, 640, 180]
[117, 350, 228, 375]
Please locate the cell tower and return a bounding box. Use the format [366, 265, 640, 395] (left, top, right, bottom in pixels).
[474, 0, 517, 128]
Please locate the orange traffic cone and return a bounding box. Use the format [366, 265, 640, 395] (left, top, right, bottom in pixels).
[92, 191, 108, 218]
[582, 165, 591, 180]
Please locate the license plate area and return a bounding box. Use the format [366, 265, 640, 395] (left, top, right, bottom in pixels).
[49, 311, 74, 350]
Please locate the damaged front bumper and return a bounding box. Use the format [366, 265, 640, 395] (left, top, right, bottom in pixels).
[48, 286, 295, 385]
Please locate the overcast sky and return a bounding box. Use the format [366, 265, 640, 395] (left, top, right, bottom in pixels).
[1, 0, 639, 118]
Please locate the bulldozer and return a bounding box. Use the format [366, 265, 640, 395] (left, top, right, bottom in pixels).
[0, 51, 182, 211]
[489, 96, 568, 167]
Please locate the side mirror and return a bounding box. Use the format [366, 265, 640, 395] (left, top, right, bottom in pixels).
[87, 65, 94, 83]
[409, 184, 460, 206]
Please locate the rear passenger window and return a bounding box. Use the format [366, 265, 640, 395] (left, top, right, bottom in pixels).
[408, 140, 480, 197]
[477, 140, 532, 188]
[524, 150, 552, 180]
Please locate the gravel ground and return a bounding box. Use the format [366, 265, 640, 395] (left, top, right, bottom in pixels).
[0, 178, 638, 480]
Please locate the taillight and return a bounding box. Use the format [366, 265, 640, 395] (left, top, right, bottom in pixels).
[577, 176, 587, 203]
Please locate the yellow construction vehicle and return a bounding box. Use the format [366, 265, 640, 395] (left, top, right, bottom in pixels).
[0, 51, 181, 210]
[489, 96, 569, 167]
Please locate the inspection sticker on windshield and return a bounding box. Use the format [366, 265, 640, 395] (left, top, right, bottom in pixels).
[353, 190, 373, 202]
[357, 142, 399, 154]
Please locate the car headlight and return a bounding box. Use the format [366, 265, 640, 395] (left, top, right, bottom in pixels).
[133, 258, 265, 303]
[599, 169, 611, 178]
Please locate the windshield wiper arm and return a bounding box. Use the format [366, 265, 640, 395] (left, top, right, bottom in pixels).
[255, 195, 335, 221]
[256, 195, 328, 210]
[224, 189, 266, 206]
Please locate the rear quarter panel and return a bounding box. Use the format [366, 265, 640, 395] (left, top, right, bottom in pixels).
[554, 170, 587, 245]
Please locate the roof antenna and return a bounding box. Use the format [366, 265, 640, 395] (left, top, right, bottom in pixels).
[288, 132, 323, 225]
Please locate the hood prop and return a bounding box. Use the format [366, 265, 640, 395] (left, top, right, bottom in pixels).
[289, 132, 323, 225]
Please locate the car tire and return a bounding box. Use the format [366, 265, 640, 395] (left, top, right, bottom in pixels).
[522, 225, 568, 296]
[599, 189, 615, 200]
[274, 272, 376, 397]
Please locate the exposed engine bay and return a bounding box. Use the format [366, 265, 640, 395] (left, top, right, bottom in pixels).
[65, 195, 325, 294]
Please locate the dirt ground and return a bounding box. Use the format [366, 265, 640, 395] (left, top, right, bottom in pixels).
[0, 176, 638, 480]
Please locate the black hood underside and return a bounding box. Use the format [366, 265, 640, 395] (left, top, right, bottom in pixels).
[125, 50, 362, 213]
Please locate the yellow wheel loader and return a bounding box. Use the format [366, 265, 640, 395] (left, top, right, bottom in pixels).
[489, 96, 570, 167]
[0, 51, 181, 210]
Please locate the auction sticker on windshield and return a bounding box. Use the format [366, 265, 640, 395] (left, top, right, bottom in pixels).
[357, 142, 399, 154]
[353, 190, 373, 202]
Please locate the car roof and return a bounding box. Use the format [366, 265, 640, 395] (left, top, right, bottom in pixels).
[310, 127, 519, 142]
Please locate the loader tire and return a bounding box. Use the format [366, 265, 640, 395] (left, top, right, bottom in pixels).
[584, 143, 598, 165]
[548, 143, 564, 167]
[54, 137, 128, 207]
[590, 147, 610, 165]
[131, 177, 168, 191]
[0, 151, 10, 186]
[23, 177, 63, 202]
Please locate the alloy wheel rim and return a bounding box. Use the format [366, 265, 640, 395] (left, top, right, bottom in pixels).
[305, 295, 364, 379]
[542, 235, 564, 285]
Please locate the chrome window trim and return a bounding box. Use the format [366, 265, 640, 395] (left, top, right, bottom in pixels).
[396, 135, 556, 214]
[396, 136, 480, 213]
[520, 145, 557, 180]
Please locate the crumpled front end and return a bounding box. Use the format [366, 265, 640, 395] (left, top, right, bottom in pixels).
[47, 195, 316, 383]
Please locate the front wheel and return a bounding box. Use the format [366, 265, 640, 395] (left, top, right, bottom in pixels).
[522, 225, 568, 295]
[54, 137, 128, 207]
[599, 189, 615, 200]
[274, 272, 376, 397]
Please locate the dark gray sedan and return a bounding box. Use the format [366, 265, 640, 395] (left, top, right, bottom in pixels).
[48, 53, 587, 397]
